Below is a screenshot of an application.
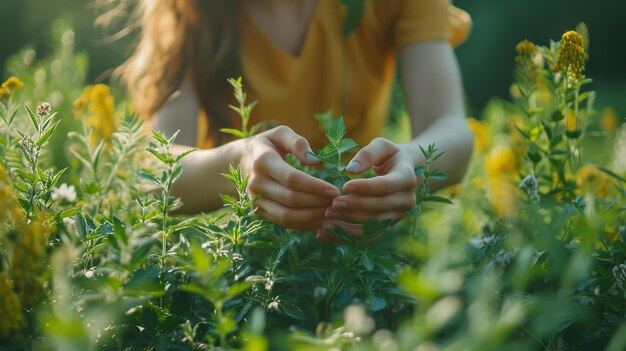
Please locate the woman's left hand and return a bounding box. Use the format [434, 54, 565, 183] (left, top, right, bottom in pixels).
[323, 137, 418, 228]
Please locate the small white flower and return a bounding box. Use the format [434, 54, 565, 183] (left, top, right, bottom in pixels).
[268, 301, 279, 310]
[84, 269, 95, 279]
[343, 304, 375, 335]
[52, 183, 76, 202]
[232, 253, 243, 262]
[264, 278, 274, 291]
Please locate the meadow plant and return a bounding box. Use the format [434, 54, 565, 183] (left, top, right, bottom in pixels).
[0, 24, 624, 351]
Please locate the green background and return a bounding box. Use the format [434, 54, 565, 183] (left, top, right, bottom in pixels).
[0, 0, 625, 117]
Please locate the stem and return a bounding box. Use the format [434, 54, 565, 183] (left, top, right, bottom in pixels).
[573, 82, 583, 167]
[563, 69, 575, 178]
[215, 301, 227, 347]
[161, 161, 175, 264]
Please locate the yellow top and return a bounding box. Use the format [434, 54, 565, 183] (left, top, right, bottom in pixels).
[198, 0, 471, 149]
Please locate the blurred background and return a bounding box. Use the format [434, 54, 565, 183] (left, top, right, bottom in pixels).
[0, 0, 624, 119]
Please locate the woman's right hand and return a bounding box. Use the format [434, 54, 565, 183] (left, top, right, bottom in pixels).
[239, 126, 339, 230]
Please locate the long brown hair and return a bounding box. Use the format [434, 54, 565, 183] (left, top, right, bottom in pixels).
[113, 0, 239, 142]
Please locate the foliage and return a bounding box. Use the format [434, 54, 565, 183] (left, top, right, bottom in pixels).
[0, 24, 625, 351]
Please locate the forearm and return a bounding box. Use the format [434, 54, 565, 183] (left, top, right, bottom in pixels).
[400, 115, 473, 189]
[170, 140, 244, 213]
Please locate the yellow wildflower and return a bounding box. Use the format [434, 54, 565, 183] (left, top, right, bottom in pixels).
[0, 165, 23, 225]
[467, 118, 491, 153]
[485, 146, 519, 176]
[552, 31, 585, 79]
[515, 39, 537, 64]
[485, 146, 520, 217]
[575, 22, 589, 59]
[515, 39, 543, 86]
[72, 86, 91, 119]
[0, 272, 25, 340]
[10, 214, 49, 307]
[564, 110, 577, 132]
[73, 84, 117, 146]
[0, 76, 24, 95]
[601, 107, 619, 134]
[576, 165, 611, 198]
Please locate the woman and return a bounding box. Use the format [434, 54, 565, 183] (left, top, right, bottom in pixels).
[119, 0, 474, 235]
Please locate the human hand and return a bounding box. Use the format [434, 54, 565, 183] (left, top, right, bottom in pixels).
[240, 126, 340, 230]
[323, 137, 417, 228]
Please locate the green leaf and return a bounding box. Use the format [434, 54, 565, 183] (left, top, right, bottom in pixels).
[326, 116, 346, 143]
[421, 196, 453, 204]
[368, 292, 386, 311]
[337, 138, 358, 154]
[151, 130, 169, 144]
[174, 148, 197, 162]
[190, 242, 211, 272]
[340, 0, 365, 35]
[541, 120, 553, 139]
[81, 181, 103, 195]
[565, 130, 582, 139]
[171, 165, 183, 182]
[220, 128, 246, 139]
[112, 216, 129, 246]
[147, 147, 172, 165]
[92, 140, 106, 170]
[56, 207, 81, 221]
[14, 168, 35, 182]
[124, 268, 164, 296]
[75, 212, 88, 238]
[24, 105, 39, 131]
[278, 300, 307, 320]
[130, 236, 157, 266]
[429, 170, 448, 181]
[597, 165, 626, 184]
[362, 252, 374, 271]
[107, 233, 121, 253]
[227, 282, 253, 299]
[167, 130, 181, 144]
[35, 120, 60, 147]
[138, 172, 160, 185]
[551, 111, 564, 122]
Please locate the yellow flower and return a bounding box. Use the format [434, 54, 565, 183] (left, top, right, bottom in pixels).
[0, 272, 25, 340]
[601, 107, 619, 134]
[467, 118, 491, 153]
[10, 214, 49, 307]
[564, 110, 577, 132]
[552, 31, 585, 79]
[0, 165, 23, 225]
[485, 146, 519, 176]
[0, 76, 24, 95]
[73, 84, 117, 146]
[72, 86, 91, 119]
[0, 76, 24, 98]
[515, 39, 543, 86]
[485, 146, 520, 217]
[515, 39, 537, 64]
[576, 165, 611, 198]
[575, 22, 589, 59]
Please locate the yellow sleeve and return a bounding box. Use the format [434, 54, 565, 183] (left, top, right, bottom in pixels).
[391, 0, 471, 49]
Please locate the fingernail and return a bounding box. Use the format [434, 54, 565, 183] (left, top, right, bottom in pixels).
[306, 152, 319, 163]
[346, 161, 360, 173]
[324, 188, 340, 197]
[343, 185, 355, 194]
[332, 200, 348, 209]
